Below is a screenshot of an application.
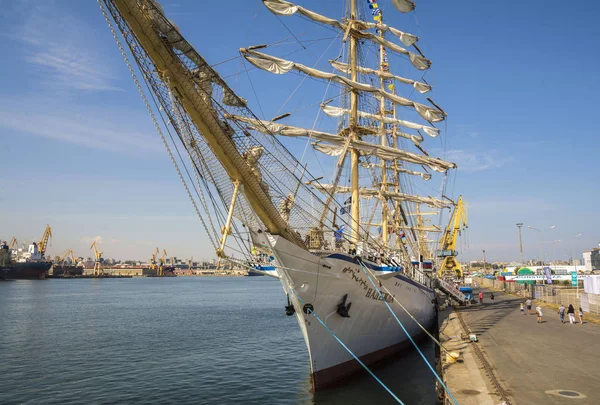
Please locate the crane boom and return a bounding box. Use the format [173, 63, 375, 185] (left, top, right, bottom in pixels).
[38, 225, 52, 258]
[158, 249, 167, 276]
[8, 237, 17, 249]
[90, 240, 104, 276]
[437, 196, 468, 278]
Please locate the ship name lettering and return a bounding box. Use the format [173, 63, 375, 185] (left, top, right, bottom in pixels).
[342, 266, 369, 290]
[365, 288, 394, 303]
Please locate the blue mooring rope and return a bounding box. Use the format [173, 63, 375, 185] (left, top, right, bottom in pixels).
[288, 287, 405, 404]
[357, 259, 460, 405]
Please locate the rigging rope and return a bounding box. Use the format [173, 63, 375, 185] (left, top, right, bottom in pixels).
[356, 259, 459, 405]
[287, 286, 405, 404]
[275, 33, 341, 116]
[98, 0, 217, 249]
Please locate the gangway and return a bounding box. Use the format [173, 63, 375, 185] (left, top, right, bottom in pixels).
[436, 278, 467, 305]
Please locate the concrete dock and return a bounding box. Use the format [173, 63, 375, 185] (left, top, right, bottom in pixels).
[440, 290, 600, 404]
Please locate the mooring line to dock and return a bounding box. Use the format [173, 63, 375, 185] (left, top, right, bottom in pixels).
[288, 287, 406, 404]
[377, 275, 453, 356]
[357, 260, 460, 405]
[455, 308, 511, 405]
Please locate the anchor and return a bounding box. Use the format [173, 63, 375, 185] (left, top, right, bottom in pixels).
[337, 294, 352, 318]
[285, 294, 295, 316]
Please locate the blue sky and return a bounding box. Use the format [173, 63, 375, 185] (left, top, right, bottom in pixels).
[0, 0, 598, 263]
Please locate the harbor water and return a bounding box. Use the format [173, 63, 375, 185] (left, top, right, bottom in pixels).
[0, 277, 435, 404]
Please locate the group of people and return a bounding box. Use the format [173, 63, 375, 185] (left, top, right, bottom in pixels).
[520, 299, 584, 324]
[478, 291, 494, 304]
[558, 304, 584, 324]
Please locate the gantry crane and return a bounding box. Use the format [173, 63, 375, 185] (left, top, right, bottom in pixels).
[8, 237, 17, 249]
[158, 249, 167, 276]
[90, 240, 104, 276]
[38, 225, 52, 259]
[150, 247, 159, 271]
[437, 196, 468, 278]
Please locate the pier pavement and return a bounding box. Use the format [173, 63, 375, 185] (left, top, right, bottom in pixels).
[445, 289, 600, 404]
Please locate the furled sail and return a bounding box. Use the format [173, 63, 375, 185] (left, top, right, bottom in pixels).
[362, 21, 417, 46]
[227, 114, 341, 143]
[321, 105, 439, 138]
[261, 0, 430, 70]
[231, 114, 422, 146]
[313, 184, 449, 208]
[147, 2, 246, 108]
[361, 162, 432, 180]
[241, 49, 444, 122]
[227, 114, 455, 172]
[312, 142, 455, 173]
[329, 61, 431, 94]
[391, 0, 416, 13]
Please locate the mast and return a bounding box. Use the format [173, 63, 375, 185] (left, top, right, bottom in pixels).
[378, 17, 388, 244]
[349, 0, 360, 244]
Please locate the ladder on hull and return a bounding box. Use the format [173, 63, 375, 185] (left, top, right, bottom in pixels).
[436, 278, 467, 305]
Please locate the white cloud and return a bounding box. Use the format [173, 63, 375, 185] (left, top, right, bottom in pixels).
[453, 124, 480, 139]
[19, 1, 120, 92]
[81, 236, 103, 245]
[0, 96, 162, 154]
[442, 149, 511, 173]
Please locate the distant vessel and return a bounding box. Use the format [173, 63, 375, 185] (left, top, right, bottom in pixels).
[52, 265, 84, 277]
[248, 265, 278, 278]
[0, 241, 51, 280]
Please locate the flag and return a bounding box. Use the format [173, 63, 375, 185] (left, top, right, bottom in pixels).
[369, 4, 378, 9]
[334, 224, 345, 240]
[367, 0, 377, 3]
[372, 9, 381, 15]
[373, 15, 381, 21]
[399, 231, 407, 245]
[387, 83, 395, 91]
[340, 197, 352, 214]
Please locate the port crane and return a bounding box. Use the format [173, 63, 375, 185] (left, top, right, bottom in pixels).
[38, 225, 52, 259]
[437, 196, 468, 278]
[57, 249, 78, 266]
[8, 237, 17, 249]
[90, 240, 104, 276]
[158, 249, 167, 276]
[150, 247, 159, 271]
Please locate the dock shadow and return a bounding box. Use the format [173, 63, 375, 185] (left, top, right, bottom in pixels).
[458, 294, 521, 336]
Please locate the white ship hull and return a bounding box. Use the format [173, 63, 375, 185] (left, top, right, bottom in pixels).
[269, 235, 436, 390]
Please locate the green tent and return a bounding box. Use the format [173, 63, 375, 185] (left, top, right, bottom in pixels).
[516, 267, 535, 284]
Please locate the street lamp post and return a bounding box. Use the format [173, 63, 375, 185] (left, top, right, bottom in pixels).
[527, 226, 543, 266]
[483, 249, 486, 274]
[517, 223, 524, 265]
[552, 240, 562, 265]
[570, 234, 582, 266]
[526, 225, 556, 266]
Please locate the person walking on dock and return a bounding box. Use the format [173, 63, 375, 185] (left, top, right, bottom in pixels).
[536, 305, 543, 323]
[567, 304, 576, 324]
[558, 304, 566, 323]
[490, 292, 495, 304]
[526, 298, 532, 315]
[479, 291, 483, 304]
[578, 307, 584, 324]
[520, 302, 525, 315]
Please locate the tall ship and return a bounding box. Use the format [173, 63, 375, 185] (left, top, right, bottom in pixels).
[1, 226, 53, 280]
[100, 0, 459, 389]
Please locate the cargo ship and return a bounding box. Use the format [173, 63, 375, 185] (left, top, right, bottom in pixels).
[0, 241, 51, 280]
